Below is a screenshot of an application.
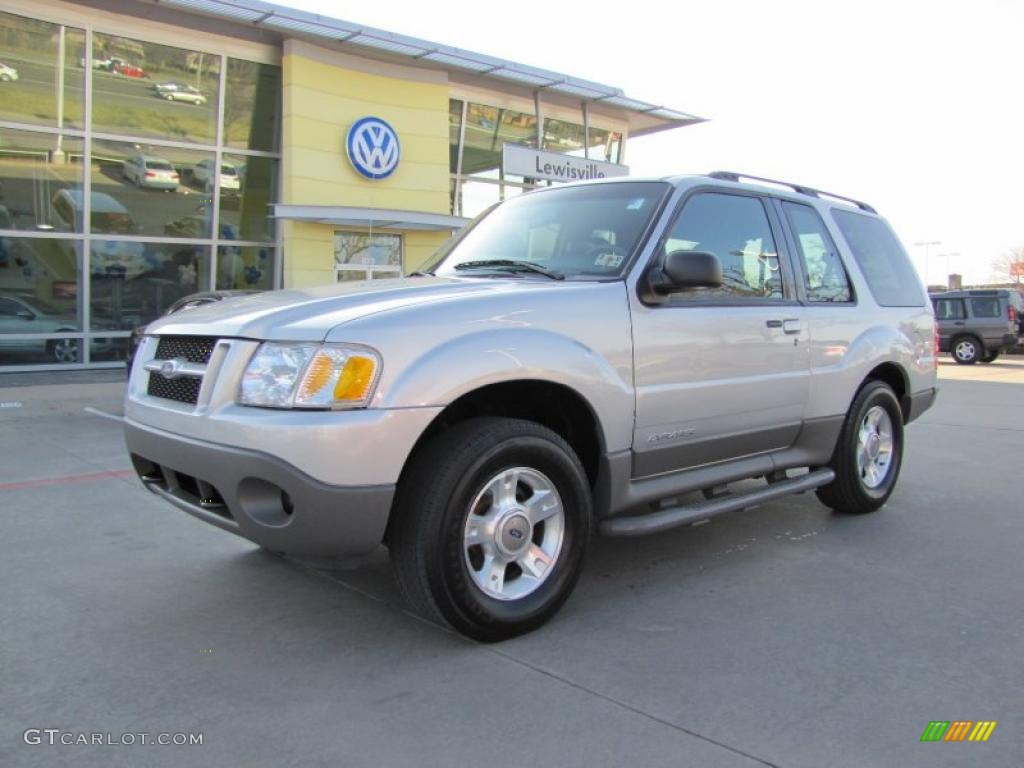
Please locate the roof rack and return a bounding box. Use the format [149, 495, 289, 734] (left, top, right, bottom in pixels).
[707, 171, 877, 213]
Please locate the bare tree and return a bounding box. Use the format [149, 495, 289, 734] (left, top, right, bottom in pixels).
[991, 246, 1024, 284]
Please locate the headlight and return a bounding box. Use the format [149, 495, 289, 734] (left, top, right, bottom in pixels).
[239, 342, 381, 409]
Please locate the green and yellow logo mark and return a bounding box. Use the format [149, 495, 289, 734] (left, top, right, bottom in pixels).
[920, 721, 997, 742]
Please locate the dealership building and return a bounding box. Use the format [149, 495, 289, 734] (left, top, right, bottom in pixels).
[0, 0, 701, 371]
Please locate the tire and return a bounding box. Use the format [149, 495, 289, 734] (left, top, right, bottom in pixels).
[389, 417, 592, 641]
[47, 337, 79, 364]
[816, 380, 904, 515]
[164, 94, 174, 101]
[951, 335, 982, 365]
[981, 351, 1000, 364]
[0, 74, 11, 83]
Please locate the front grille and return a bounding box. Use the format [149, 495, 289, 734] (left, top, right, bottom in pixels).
[148, 372, 202, 404]
[145, 335, 217, 405]
[155, 335, 217, 364]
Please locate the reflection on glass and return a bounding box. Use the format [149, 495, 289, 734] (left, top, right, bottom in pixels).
[90, 139, 213, 237]
[91, 32, 219, 143]
[462, 103, 536, 175]
[90, 242, 210, 330]
[217, 244, 274, 290]
[543, 118, 585, 154]
[224, 58, 281, 152]
[449, 99, 463, 174]
[335, 232, 401, 266]
[587, 127, 622, 164]
[0, 12, 85, 129]
[219, 154, 276, 242]
[0, 236, 83, 364]
[0, 130, 83, 231]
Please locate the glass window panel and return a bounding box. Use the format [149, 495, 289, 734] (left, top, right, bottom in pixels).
[91, 33, 219, 144]
[587, 126, 622, 164]
[337, 267, 400, 282]
[459, 179, 502, 219]
[217, 244, 275, 290]
[462, 103, 536, 175]
[0, 129, 83, 231]
[665, 192, 783, 300]
[334, 232, 402, 268]
[0, 12, 84, 129]
[90, 138, 213, 237]
[832, 209, 925, 307]
[218, 154, 276, 242]
[0, 236, 83, 365]
[90, 242, 211, 330]
[449, 98, 463, 175]
[970, 298, 1000, 318]
[543, 118, 585, 155]
[224, 58, 281, 152]
[782, 201, 852, 302]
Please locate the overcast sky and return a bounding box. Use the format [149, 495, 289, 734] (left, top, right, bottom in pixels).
[283, 0, 1022, 285]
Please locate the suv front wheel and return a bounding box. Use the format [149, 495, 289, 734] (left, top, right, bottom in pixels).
[390, 417, 591, 641]
[816, 380, 904, 514]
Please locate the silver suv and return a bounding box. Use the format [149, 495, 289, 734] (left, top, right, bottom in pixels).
[125, 172, 938, 640]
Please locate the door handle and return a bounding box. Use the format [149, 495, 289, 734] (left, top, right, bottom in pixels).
[766, 319, 783, 328]
[782, 319, 802, 334]
[953, 321, 965, 326]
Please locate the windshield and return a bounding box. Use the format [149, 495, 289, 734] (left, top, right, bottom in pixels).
[432, 182, 670, 280]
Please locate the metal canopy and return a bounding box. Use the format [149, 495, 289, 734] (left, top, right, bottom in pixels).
[151, 0, 705, 134]
[272, 204, 470, 231]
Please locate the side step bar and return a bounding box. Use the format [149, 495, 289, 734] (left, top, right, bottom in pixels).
[600, 468, 835, 537]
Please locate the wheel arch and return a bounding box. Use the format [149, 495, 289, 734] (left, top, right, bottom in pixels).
[385, 379, 605, 542]
[863, 362, 911, 423]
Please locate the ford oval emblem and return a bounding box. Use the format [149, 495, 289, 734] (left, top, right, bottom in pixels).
[346, 116, 400, 180]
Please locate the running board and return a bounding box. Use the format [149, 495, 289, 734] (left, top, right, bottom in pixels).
[600, 468, 835, 537]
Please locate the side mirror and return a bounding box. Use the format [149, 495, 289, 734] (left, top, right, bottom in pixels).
[647, 250, 723, 295]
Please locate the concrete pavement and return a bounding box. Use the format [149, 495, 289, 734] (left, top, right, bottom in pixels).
[1, 360, 1021, 767]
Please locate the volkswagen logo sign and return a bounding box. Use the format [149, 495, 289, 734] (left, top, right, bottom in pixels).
[345, 116, 400, 180]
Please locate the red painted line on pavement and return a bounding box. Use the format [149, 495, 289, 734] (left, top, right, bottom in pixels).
[0, 469, 136, 492]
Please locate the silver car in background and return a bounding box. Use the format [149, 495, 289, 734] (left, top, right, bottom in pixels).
[125, 172, 938, 641]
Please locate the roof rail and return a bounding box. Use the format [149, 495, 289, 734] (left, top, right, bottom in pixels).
[707, 171, 877, 213]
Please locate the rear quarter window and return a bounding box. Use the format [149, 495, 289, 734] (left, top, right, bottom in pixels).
[969, 298, 1001, 318]
[831, 209, 925, 307]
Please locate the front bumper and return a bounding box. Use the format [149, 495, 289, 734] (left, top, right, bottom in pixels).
[126, 419, 394, 557]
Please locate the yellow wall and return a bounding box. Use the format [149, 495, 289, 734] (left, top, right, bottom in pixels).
[281, 40, 452, 288]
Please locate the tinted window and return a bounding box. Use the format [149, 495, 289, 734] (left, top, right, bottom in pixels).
[782, 201, 851, 302]
[831, 210, 925, 307]
[970, 298, 1000, 318]
[665, 192, 783, 299]
[933, 298, 965, 320]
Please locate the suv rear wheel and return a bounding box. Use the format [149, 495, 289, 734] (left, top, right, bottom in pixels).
[816, 380, 904, 514]
[951, 335, 983, 365]
[390, 417, 591, 641]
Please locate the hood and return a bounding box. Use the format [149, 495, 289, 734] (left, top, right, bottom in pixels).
[146, 276, 570, 341]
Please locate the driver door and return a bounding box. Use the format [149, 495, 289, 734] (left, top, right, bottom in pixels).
[630, 189, 810, 477]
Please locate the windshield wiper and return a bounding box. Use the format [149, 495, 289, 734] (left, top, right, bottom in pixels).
[454, 260, 565, 280]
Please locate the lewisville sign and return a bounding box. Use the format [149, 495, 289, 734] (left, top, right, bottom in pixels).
[502, 144, 628, 184]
